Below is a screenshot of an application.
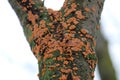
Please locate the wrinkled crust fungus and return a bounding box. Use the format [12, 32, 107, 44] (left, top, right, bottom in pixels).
[13, 0, 104, 79]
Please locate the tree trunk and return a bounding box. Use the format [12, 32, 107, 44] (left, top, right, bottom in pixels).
[8, 0, 105, 80]
[96, 30, 117, 80]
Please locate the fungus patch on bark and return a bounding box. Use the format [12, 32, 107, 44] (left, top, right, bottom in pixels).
[14, 0, 104, 79]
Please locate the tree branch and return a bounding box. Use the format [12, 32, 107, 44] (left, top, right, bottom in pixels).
[9, 0, 105, 80]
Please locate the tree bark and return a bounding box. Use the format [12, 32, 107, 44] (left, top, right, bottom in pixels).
[8, 0, 105, 80]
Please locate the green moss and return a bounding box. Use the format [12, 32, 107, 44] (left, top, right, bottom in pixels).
[23, 26, 32, 42]
[40, 68, 54, 80]
[41, 59, 54, 80]
[53, 50, 60, 57]
[30, 41, 36, 49]
[34, 1, 44, 8]
[45, 57, 54, 65]
[86, 54, 97, 60]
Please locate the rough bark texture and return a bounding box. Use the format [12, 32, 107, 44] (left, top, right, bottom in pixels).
[9, 0, 104, 80]
[96, 31, 117, 80]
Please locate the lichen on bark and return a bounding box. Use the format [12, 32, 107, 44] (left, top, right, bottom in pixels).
[9, 0, 105, 80]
